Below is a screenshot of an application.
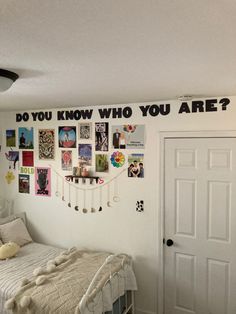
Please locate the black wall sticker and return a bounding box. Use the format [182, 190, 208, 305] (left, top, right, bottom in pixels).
[136, 200, 144, 212]
[15, 98, 231, 122]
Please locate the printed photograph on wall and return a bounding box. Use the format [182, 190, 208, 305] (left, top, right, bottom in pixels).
[35, 167, 51, 196]
[128, 154, 144, 178]
[5, 151, 19, 170]
[112, 125, 145, 149]
[78, 144, 92, 166]
[58, 126, 76, 148]
[6, 129, 16, 147]
[22, 151, 34, 167]
[18, 127, 34, 149]
[95, 154, 109, 172]
[61, 150, 72, 171]
[38, 129, 55, 160]
[78, 122, 92, 140]
[95, 122, 109, 151]
[19, 174, 30, 194]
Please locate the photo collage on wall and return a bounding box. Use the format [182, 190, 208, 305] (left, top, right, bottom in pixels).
[5, 119, 145, 198]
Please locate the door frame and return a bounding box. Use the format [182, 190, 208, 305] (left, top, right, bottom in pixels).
[158, 130, 236, 314]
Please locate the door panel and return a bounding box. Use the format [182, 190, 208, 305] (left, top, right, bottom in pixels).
[164, 137, 236, 314]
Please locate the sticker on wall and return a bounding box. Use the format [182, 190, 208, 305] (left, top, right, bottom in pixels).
[19, 174, 30, 194]
[136, 200, 144, 212]
[128, 154, 144, 178]
[78, 122, 92, 140]
[95, 154, 109, 172]
[58, 126, 76, 148]
[61, 150, 72, 171]
[20, 167, 34, 175]
[112, 125, 145, 149]
[110, 151, 125, 168]
[78, 144, 92, 166]
[22, 151, 34, 167]
[35, 167, 51, 196]
[38, 129, 55, 160]
[6, 129, 16, 147]
[18, 127, 34, 149]
[5, 151, 19, 170]
[5, 171, 15, 184]
[95, 122, 109, 151]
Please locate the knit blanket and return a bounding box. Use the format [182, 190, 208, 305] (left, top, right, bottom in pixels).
[5, 248, 137, 314]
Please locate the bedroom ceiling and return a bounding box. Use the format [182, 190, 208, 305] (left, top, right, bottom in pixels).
[0, 0, 236, 112]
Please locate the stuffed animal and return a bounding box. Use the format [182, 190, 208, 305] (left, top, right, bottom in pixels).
[0, 242, 20, 260]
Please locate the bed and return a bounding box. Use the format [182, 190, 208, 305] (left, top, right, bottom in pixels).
[0, 214, 137, 314]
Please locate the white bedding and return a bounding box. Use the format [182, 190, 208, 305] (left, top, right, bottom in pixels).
[0, 242, 63, 314]
[0, 242, 137, 314]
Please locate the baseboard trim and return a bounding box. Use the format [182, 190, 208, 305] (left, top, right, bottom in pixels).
[135, 308, 156, 314]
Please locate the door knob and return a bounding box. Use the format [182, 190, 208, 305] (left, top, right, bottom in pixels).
[166, 239, 174, 247]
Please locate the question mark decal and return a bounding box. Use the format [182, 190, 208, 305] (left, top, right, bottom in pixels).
[219, 98, 230, 111]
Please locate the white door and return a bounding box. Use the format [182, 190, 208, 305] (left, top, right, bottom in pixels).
[164, 137, 236, 314]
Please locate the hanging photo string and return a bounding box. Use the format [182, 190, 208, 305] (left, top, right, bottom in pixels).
[113, 177, 120, 202]
[55, 173, 60, 197]
[49, 165, 126, 212]
[68, 183, 71, 207]
[99, 186, 103, 212]
[82, 190, 87, 213]
[91, 189, 96, 213]
[62, 176, 65, 201]
[74, 186, 79, 211]
[107, 183, 112, 207]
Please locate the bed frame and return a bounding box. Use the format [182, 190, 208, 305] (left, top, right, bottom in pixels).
[79, 254, 135, 314]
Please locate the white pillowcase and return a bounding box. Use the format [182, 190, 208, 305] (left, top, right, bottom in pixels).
[0, 218, 32, 247]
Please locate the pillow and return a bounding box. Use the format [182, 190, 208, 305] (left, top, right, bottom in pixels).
[0, 242, 20, 260]
[0, 212, 26, 226]
[0, 239, 2, 246]
[0, 218, 32, 247]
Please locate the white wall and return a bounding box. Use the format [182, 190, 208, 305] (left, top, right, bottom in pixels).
[0, 97, 235, 314]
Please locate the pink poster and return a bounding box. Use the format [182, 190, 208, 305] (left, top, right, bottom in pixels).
[35, 167, 51, 197]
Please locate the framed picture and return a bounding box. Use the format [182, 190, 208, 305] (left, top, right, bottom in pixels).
[6, 129, 16, 147]
[19, 174, 30, 194]
[61, 150, 72, 171]
[35, 167, 51, 197]
[95, 154, 109, 173]
[18, 127, 34, 149]
[95, 122, 108, 151]
[78, 122, 92, 140]
[38, 129, 55, 160]
[128, 154, 144, 178]
[112, 125, 145, 149]
[78, 144, 92, 166]
[58, 126, 76, 148]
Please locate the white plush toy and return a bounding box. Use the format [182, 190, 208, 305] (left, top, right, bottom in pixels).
[0, 242, 20, 260]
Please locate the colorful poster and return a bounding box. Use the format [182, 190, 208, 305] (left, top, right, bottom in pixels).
[22, 151, 34, 167]
[61, 150, 72, 171]
[18, 127, 34, 149]
[78, 144, 92, 166]
[128, 154, 144, 178]
[95, 154, 109, 172]
[6, 129, 16, 147]
[95, 122, 109, 151]
[58, 126, 76, 148]
[35, 167, 51, 196]
[19, 174, 30, 194]
[78, 122, 92, 140]
[38, 129, 55, 160]
[112, 125, 145, 149]
[5, 151, 19, 170]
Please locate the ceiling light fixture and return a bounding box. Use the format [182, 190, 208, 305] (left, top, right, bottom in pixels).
[0, 69, 19, 92]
